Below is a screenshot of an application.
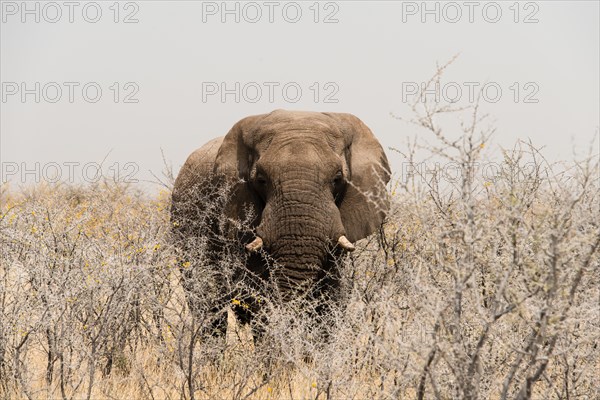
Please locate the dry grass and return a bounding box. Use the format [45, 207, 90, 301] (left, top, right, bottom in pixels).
[1, 66, 599, 400]
[2, 142, 598, 400]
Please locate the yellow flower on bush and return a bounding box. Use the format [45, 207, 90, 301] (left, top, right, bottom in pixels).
[182, 261, 191, 268]
[231, 298, 249, 309]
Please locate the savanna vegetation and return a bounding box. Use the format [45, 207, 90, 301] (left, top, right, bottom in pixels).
[1, 67, 598, 399]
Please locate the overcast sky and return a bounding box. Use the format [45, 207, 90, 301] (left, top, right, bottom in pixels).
[1, 1, 598, 189]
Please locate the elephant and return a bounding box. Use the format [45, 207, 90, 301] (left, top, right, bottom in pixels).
[170, 109, 390, 338]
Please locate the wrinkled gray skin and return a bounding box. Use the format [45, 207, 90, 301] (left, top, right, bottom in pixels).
[171, 110, 390, 335]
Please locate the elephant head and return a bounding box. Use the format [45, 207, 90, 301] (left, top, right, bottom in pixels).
[209, 110, 390, 295]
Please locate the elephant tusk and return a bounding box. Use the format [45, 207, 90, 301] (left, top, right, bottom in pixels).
[337, 235, 355, 252]
[245, 237, 263, 252]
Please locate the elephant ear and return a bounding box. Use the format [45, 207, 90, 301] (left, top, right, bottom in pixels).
[213, 113, 268, 224]
[324, 113, 391, 242]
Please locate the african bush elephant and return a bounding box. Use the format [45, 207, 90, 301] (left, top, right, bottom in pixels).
[171, 110, 390, 337]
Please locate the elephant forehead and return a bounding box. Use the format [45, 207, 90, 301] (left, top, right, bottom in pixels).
[264, 109, 338, 127]
[253, 128, 345, 156]
[246, 113, 345, 150]
[257, 142, 344, 176]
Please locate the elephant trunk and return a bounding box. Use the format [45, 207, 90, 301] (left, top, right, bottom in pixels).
[256, 175, 347, 296]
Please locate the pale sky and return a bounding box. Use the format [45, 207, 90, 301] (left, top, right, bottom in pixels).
[1, 1, 598, 189]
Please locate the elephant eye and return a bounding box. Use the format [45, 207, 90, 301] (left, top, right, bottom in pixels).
[332, 171, 343, 185]
[255, 174, 267, 186]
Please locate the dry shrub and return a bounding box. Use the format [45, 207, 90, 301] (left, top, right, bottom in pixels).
[1, 66, 598, 400]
